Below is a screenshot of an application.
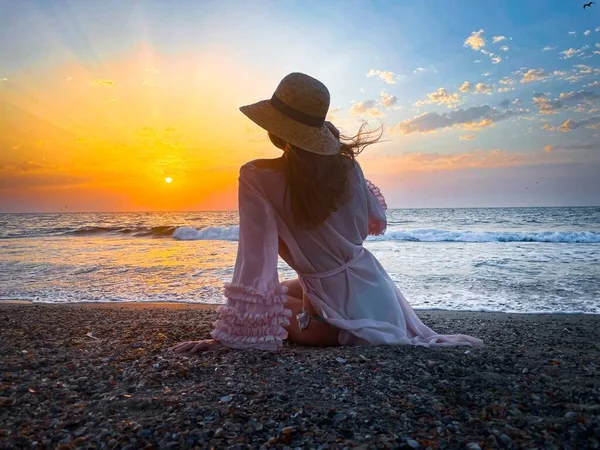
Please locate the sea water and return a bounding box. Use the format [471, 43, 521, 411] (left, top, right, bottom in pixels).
[1, 207, 598, 313]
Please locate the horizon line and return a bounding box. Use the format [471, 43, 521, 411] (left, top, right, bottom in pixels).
[1, 205, 599, 214]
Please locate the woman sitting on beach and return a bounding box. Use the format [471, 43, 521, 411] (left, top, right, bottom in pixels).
[172, 73, 483, 353]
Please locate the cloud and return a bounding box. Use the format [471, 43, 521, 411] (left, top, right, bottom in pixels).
[553, 70, 567, 77]
[542, 124, 555, 131]
[492, 36, 507, 43]
[543, 46, 556, 51]
[393, 105, 521, 134]
[544, 145, 553, 152]
[481, 72, 491, 77]
[560, 48, 584, 59]
[532, 93, 562, 115]
[88, 80, 115, 88]
[568, 31, 576, 36]
[475, 83, 493, 94]
[460, 134, 476, 140]
[350, 100, 384, 117]
[520, 69, 549, 83]
[584, 30, 591, 36]
[414, 68, 426, 74]
[459, 81, 473, 93]
[499, 77, 516, 86]
[585, 80, 600, 88]
[499, 46, 509, 52]
[491, 56, 503, 64]
[366, 69, 399, 84]
[497, 87, 514, 93]
[380, 91, 398, 107]
[558, 116, 600, 132]
[415, 88, 462, 108]
[464, 29, 486, 51]
[362, 149, 526, 174]
[534, 90, 600, 114]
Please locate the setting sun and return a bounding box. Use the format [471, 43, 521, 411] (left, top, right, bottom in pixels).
[165, 177, 173, 184]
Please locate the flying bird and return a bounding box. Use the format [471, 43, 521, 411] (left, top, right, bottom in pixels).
[583, 2, 594, 9]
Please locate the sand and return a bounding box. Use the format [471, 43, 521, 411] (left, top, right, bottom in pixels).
[1, 302, 599, 449]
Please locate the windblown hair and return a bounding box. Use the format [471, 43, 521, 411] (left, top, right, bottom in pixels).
[268, 122, 383, 228]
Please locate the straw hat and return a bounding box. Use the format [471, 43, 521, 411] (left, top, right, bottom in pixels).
[240, 72, 341, 156]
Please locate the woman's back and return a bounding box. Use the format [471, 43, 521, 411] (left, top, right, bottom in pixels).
[241, 159, 384, 277]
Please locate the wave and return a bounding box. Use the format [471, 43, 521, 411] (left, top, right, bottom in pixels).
[370, 229, 600, 243]
[172, 226, 600, 243]
[16, 224, 597, 243]
[65, 225, 177, 237]
[172, 226, 239, 241]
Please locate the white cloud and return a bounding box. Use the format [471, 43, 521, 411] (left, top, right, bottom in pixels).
[532, 90, 600, 115]
[482, 72, 491, 77]
[553, 70, 568, 77]
[393, 105, 522, 134]
[491, 56, 503, 64]
[460, 134, 476, 140]
[543, 46, 556, 52]
[380, 91, 398, 107]
[520, 69, 549, 83]
[596, 27, 600, 32]
[416, 88, 462, 108]
[584, 30, 591, 36]
[459, 81, 473, 93]
[497, 86, 514, 93]
[500, 46, 509, 52]
[366, 69, 399, 84]
[492, 35, 507, 43]
[464, 29, 486, 51]
[568, 31, 576, 36]
[350, 100, 385, 117]
[585, 80, 600, 88]
[499, 77, 515, 85]
[560, 48, 584, 59]
[414, 68, 426, 74]
[475, 83, 493, 94]
[542, 124, 555, 131]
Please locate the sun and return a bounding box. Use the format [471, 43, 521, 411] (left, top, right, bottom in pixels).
[165, 177, 173, 184]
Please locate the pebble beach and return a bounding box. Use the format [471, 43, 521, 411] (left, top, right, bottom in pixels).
[1, 302, 599, 450]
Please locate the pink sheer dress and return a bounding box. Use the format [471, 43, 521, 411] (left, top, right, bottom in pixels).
[211, 161, 483, 351]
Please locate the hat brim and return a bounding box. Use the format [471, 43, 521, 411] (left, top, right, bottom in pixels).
[240, 100, 340, 156]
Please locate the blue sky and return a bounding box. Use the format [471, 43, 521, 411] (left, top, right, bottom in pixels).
[0, 0, 599, 210]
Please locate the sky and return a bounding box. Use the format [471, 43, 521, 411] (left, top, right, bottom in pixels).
[0, 0, 599, 212]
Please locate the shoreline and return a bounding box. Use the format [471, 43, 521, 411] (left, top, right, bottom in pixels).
[1, 303, 599, 449]
[1, 299, 598, 316]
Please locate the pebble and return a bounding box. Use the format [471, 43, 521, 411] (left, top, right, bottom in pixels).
[406, 439, 420, 448]
[2, 304, 599, 450]
[499, 434, 512, 446]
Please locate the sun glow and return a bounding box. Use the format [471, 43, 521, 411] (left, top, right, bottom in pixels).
[165, 177, 173, 184]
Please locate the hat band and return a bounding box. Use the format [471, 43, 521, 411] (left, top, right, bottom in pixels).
[270, 94, 325, 128]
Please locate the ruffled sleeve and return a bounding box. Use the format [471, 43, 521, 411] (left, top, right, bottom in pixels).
[355, 162, 387, 236]
[211, 165, 291, 351]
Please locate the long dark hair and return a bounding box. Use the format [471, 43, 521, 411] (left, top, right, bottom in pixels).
[268, 122, 382, 228]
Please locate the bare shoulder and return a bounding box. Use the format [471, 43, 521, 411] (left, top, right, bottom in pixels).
[242, 158, 286, 173]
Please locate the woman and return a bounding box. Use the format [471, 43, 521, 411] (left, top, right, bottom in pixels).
[172, 73, 483, 353]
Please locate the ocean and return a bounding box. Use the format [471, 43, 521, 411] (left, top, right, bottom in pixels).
[1, 207, 599, 313]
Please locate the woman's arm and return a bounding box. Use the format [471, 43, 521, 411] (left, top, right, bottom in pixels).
[172, 164, 291, 353]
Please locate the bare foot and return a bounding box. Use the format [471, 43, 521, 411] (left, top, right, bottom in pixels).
[169, 339, 225, 354]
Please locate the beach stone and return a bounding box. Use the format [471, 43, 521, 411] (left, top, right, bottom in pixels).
[214, 428, 223, 438]
[486, 435, 498, 448]
[499, 433, 512, 446]
[564, 411, 577, 420]
[406, 439, 420, 448]
[466, 444, 482, 450]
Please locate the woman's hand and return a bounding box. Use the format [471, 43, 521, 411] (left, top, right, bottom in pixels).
[169, 339, 224, 353]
